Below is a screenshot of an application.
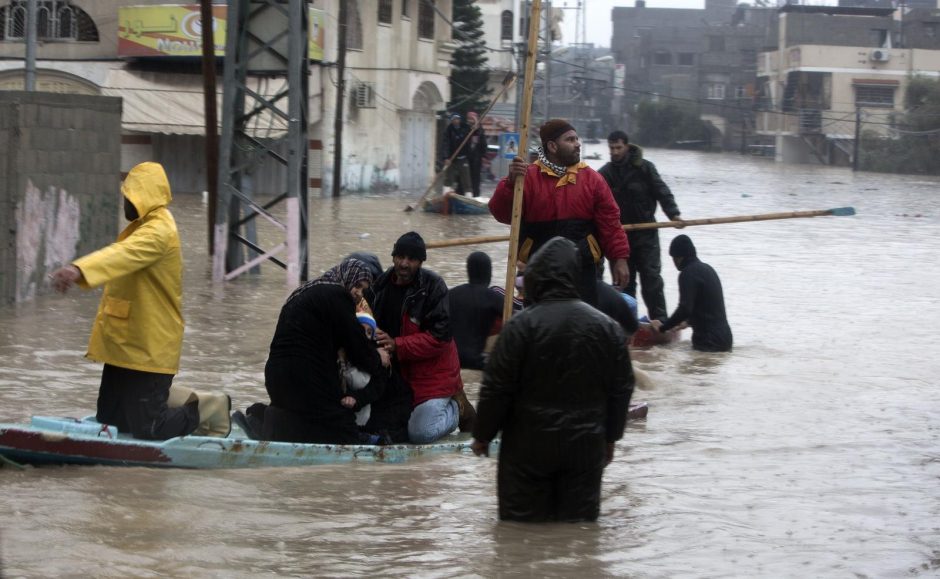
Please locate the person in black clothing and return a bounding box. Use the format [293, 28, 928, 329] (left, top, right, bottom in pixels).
[595, 280, 639, 338]
[652, 235, 733, 352]
[441, 113, 472, 194]
[448, 251, 504, 369]
[598, 130, 684, 321]
[472, 237, 634, 523]
[245, 258, 390, 444]
[457, 111, 490, 197]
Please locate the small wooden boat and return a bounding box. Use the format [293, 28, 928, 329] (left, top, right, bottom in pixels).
[0, 416, 476, 469]
[422, 191, 490, 215]
[0, 405, 648, 469]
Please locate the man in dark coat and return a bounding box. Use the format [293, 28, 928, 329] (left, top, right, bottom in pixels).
[598, 130, 683, 321]
[471, 237, 635, 522]
[441, 113, 472, 194]
[652, 235, 733, 352]
[448, 251, 504, 369]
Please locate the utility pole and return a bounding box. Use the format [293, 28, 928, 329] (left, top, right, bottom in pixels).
[200, 0, 219, 255]
[853, 106, 861, 172]
[332, 0, 348, 198]
[24, 0, 36, 91]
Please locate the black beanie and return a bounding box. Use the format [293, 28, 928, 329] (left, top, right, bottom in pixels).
[392, 231, 427, 261]
[540, 118, 576, 147]
[669, 235, 697, 258]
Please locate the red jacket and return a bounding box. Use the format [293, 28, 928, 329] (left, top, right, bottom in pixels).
[489, 162, 630, 261]
[368, 268, 462, 407]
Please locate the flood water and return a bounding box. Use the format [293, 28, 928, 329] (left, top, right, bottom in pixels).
[2, 146, 939, 577]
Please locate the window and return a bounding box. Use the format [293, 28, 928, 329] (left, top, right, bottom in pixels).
[500, 10, 513, 41]
[854, 84, 895, 107]
[708, 35, 725, 52]
[870, 28, 888, 47]
[734, 85, 747, 99]
[678, 52, 694, 66]
[418, 0, 434, 39]
[653, 51, 671, 65]
[378, 0, 392, 24]
[402, 0, 409, 19]
[705, 83, 726, 100]
[0, 0, 98, 42]
[345, 0, 363, 50]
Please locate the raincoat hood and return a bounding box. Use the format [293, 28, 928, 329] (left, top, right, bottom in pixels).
[466, 251, 492, 285]
[524, 236, 581, 303]
[122, 162, 172, 219]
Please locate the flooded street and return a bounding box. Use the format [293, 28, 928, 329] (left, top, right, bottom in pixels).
[2, 146, 939, 577]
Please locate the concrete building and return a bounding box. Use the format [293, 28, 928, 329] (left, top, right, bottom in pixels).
[755, 4, 940, 165]
[609, 0, 775, 151]
[0, 0, 455, 196]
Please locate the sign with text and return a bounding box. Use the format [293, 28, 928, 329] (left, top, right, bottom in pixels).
[118, 5, 325, 60]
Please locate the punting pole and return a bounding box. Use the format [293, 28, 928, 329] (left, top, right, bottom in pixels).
[502, 0, 542, 322]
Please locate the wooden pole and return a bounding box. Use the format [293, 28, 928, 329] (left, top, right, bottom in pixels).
[502, 0, 542, 322]
[200, 0, 219, 255]
[332, 1, 347, 198]
[426, 207, 856, 249]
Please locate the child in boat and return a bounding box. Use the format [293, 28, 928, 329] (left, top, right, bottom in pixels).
[339, 312, 392, 444]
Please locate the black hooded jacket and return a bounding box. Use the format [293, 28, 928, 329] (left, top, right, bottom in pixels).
[474, 237, 634, 520]
[598, 144, 680, 224]
[661, 255, 733, 352]
[448, 252, 504, 370]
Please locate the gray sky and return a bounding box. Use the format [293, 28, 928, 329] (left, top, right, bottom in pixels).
[558, 0, 705, 47]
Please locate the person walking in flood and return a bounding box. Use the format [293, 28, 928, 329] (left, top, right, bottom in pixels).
[651, 235, 733, 352]
[471, 237, 634, 522]
[598, 130, 684, 322]
[488, 119, 630, 306]
[49, 162, 228, 439]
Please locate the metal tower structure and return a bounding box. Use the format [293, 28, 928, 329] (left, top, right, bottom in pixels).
[213, 0, 309, 285]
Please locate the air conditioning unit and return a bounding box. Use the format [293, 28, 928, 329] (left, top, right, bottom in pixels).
[353, 83, 375, 108]
[870, 49, 891, 62]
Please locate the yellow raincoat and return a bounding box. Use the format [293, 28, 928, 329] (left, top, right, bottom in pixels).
[73, 162, 184, 375]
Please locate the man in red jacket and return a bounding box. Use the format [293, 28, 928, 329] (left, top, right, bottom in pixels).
[489, 119, 630, 305]
[368, 232, 476, 443]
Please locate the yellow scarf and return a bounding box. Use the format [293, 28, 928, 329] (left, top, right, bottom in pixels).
[535, 160, 589, 188]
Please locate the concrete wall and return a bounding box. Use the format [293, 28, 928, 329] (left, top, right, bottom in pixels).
[0, 92, 122, 305]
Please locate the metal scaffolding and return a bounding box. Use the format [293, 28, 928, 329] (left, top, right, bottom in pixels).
[213, 0, 308, 285]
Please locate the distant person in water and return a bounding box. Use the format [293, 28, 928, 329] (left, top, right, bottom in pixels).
[651, 235, 732, 352]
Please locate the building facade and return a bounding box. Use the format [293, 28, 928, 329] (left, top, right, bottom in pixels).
[755, 4, 940, 165]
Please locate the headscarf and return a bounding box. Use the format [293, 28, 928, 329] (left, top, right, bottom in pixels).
[285, 258, 372, 304]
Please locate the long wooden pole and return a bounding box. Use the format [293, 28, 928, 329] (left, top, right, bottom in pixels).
[200, 0, 219, 255]
[502, 0, 542, 322]
[426, 207, 856, 250]
[404, 72, 516, 212]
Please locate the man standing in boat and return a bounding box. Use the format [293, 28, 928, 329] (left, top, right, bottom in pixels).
[471, 237, 634, 522]
[441, 113, 472, 195]
[49, 162, 224, 440]
[599, 130, 684, 322]
[489, 119, 630, 306]
[448, 251, 504, 370]
[368, 232, 476, 443]
[651, 235, 733, 352]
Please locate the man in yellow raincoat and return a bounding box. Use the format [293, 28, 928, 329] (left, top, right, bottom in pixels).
[50, 162, 206, 440]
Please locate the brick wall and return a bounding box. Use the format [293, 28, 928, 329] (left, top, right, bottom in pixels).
[0, 91, 122, 305]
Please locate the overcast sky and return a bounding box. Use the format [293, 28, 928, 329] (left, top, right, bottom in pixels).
[558, 0, 706, 47]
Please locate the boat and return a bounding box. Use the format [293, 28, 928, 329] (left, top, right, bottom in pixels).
[0, 415, 476, 469]
[0, 404, 648, 469]
[422, 191, 490, 215]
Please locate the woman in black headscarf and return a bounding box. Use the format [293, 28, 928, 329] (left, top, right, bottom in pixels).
[258, 258, 389, 443]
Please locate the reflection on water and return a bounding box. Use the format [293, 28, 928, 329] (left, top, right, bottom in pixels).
[2, 148, 940, 576]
